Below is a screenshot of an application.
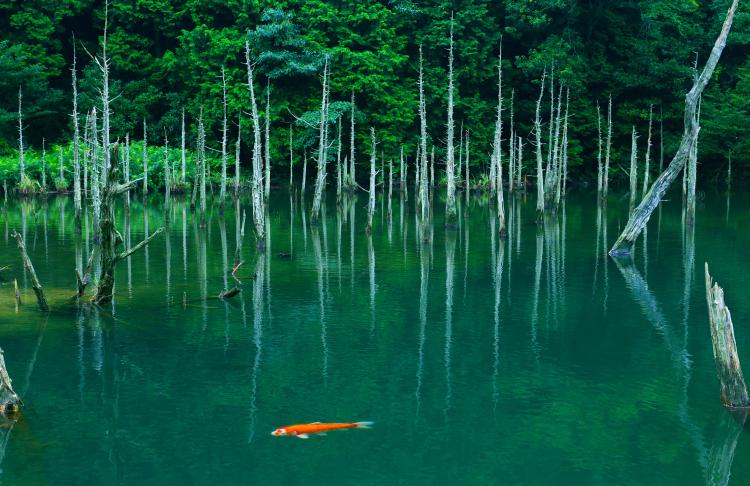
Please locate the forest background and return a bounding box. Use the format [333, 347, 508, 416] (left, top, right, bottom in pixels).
[0, 0, 748, 188]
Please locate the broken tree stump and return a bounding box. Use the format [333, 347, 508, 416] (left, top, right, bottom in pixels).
[0, 349, 21, 414]
[705, 263, 750, 408]
[11, 231, 49, 312]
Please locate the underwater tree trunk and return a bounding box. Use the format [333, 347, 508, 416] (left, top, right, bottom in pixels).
[609, 0, 738, 255]
[705, 263, 750, 408]
[11, 231, 48, 312]
[0, 350, 21, 414]
[310, 59, 330, 226]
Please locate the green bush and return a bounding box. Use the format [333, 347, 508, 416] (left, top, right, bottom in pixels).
[54, 176, 68, 192]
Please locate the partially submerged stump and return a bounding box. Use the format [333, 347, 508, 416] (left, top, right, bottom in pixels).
[0, 349, 21, 414]
[705, 263, 750, 408]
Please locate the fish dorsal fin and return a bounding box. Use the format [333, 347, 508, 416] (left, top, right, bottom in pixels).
[311, 422, 321, 424]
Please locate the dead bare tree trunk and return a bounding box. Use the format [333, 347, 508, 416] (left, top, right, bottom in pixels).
[181, 108, 187, 185]
[18, 86, 26, 186]
[596, 101, 603, 194]
[235, 115, 241, 196]
[535, 71, 546, 220]
[628, 127, 639, 213]
[72, 42, 82, 229]
[219, 67, 228, 212]
[142, 118, 148, 194]
[11, 231, 48, 312]
[310, 59, 330, 225]
[445, 16, 458, 225]
[705, 263, 750, 408]
[245, 41, 266, 249]
[265, 79, 271, 199]
[0, 350, 21, 414]
[349, 91, 356, 189]
[367, 128, 377, 234]
[642, 105, 653, 197]
[603, 95, 612, 200]
[610, 0, 738, 255]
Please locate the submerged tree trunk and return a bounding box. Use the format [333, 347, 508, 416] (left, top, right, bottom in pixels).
[265, 80, 271, 200]
[445, 17, 457, 225]
[11, 231, 48, 312]
[142, 118, 148, 194]
[596, 101, 603, 194]
[349, 91, 356, 189]
[197, 110, 207, 227]
[219, 66, 228, 212]
[245, 41, 266, 249]
[310, 59, 330, 226]
[367, 128, 377, 234]
[603, 95, 612, 200]
[642, 105, 653, 197]
[610, 0, 738, 255]
[535, 71, 546, 219]
[18, 86, 25, 185]
[72, 43, 82, 228]
[628, 126, 639, 213]
[0, 350, 21, 414]
[705, 263, 750, 408]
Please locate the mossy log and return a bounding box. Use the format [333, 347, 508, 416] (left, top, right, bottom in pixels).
[705, 263, 750, 408]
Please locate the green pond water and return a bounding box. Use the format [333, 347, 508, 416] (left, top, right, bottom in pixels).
[0, 187, 749, 485]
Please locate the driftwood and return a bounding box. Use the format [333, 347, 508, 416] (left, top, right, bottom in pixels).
[10, 231, 48, 312]
[705, 263, 750, 408]
[609, 0, 739, 255]
[0, 349, 20, 414]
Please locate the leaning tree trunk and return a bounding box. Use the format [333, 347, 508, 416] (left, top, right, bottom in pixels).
[705, 263, 750, 408]
[11, 231, 48, 312]
[610, 0, 739, 255]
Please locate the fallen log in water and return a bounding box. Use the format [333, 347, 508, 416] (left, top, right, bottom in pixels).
[705, 263, 750, 408]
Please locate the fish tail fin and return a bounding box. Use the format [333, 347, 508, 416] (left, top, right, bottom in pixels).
[354, 421, 374, 429]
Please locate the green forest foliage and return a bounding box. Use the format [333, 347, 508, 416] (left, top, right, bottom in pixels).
[0, 0, 748, 187]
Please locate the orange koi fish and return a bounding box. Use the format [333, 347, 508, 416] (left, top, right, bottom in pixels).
[271, 421, 373, 439]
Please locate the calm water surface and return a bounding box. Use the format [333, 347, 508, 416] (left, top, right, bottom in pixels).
[0, 187, 749, 485]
